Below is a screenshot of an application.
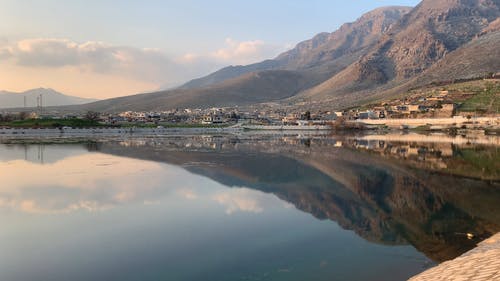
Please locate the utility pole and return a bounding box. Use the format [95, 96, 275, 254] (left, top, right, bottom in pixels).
[40, 94, 43, 115]
[37, 94, 43, 116]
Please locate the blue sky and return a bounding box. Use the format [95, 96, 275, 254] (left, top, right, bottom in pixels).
[0, 0, 421, 98]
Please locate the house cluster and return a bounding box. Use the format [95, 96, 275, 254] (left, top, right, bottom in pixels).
[347, 90, 458, 120]
[100, 107, 344, 126]
[2, 87, 471, 126]
[100, 108, 241, 125]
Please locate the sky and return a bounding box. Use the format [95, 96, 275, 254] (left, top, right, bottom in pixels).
[0, 0, 421, 99]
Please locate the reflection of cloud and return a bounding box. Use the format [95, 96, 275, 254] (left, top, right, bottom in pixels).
[213, 187, 277, 215]
[177, 188, 198, 200]
[0, 151, 288, 216]
[0, 153, 171, 214]
[0, 196, 113, 214]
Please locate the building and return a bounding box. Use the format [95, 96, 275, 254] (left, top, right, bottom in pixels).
[202, 114, 226, 124]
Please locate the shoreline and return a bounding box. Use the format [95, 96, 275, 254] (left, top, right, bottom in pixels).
[1, 128, 499, 147]
[0, 127, 243, 137]
[0, 126, 498, 137]
[408, 233, 500, 281]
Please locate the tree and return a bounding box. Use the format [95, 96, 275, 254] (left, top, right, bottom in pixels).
[229, 112, 239, 120]
[333, 116, 347, 130]
[85, 111, 100, 122]
[0, 114, 14, 122]
[301, 111, 311, 120]
[18, 112, 29, 120]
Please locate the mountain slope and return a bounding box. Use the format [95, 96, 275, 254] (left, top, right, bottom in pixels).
[178, 60, 283, 90]
[179, 6, 411, 90]
[59, 0, 500, 113]
[367, 29, 500, 103]
[76, 70, 313, 112]
[0, 88, 97, 109]
[276, 6, 412, 70]
[75, 6, 411, 112]
[298, 0, 500, 104]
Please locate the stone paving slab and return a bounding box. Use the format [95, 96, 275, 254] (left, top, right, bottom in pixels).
[409, 233, 500, 281]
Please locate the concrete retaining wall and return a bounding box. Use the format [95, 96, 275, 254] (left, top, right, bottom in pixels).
[408, 233, 500, 281]
[356, 116, 499, 127]
[354, 133, 500, 146]
[0, 127, 243, 136]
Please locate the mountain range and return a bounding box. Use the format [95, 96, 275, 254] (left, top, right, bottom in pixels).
[66, 0, 500, 112]
[0, 88, 97, 109]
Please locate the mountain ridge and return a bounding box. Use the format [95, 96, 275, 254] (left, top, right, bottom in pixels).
[0, 88, 98, 109]
[297, 0, 500, 104]
[53, 0, 500, 113]
[180, 6, 412, 91]
[73, 5, 412, 112]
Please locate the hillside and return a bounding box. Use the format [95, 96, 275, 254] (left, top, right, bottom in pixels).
[179, 6, 411, 90]
[296, 0, 500, 106]
[0, 88, 97, 109]
[74, 70, 313, 112]
[361, 30, 500, 106]
[178, 60, 283, 90]
[276, 6, 413, 70]
[72, 6, 411, 113]
[56, 0, 500, 113]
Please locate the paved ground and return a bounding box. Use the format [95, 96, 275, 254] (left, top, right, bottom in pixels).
[409, 233, 500, 281]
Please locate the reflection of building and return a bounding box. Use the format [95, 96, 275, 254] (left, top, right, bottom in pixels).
[350, 139, 458, 170]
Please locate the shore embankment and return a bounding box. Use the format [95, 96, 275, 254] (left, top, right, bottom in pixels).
[355, 116, 499, 129]
[0, 127, 243, 137]
[408, 233, 500, 281]
[352, 133, 500, 146]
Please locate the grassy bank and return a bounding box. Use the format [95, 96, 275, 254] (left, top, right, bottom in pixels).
[121, 123, 232, 129]
[0, 118, 102, 128]
[457, 82, 500, 114]
[0, 118, 236, 129]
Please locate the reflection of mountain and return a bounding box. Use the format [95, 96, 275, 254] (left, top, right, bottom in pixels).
[94, 137, 500, 262]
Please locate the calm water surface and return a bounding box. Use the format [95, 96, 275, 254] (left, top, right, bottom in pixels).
[0, 133, 499, 281]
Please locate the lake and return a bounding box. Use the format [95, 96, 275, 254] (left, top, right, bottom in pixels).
[0, 133, 499, 281]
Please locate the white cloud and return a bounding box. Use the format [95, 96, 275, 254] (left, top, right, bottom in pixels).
[182, 38, 286, 66]
[0, 38, 177, 84]
[212, 38, 275, 64]
[0, 37, 287, 95]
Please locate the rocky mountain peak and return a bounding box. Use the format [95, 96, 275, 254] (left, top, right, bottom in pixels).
[276, 6, 412, 69]
[358, 0, 500, 81]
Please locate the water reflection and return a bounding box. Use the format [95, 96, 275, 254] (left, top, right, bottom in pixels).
[0, 133, 499, 281]
[0, 147, 286, 216]
[348, 133, 499, 180]
[0, 143, 86, 164]
[88, 134, 500, 262]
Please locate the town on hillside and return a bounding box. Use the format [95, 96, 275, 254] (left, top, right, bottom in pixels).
[1, 79, 499, 132]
